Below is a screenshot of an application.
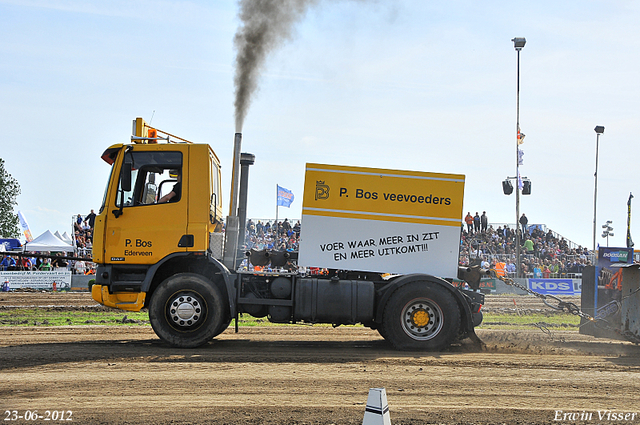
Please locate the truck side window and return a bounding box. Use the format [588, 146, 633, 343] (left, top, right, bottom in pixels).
[115, 151, 182, 208]
[209, 153, 222, 226]
[210, 157, 220, 205]
[157, 169, 181, 203]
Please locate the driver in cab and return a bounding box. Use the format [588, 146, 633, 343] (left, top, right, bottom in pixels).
[158, 169, 181, 203]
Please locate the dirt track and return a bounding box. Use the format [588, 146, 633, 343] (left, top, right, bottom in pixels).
[1, 293, 639, 424]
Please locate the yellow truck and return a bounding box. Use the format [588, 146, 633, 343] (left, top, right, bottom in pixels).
[91, 118, 484, 350]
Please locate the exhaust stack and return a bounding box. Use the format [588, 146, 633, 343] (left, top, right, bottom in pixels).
[229, 132, 243, 216]
[235, 152, 255, 268]
[224, 133, 255, 270]
[223, 132, 243, 270]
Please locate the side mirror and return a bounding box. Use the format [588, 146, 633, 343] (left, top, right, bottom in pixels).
[122, 163, 132, 192]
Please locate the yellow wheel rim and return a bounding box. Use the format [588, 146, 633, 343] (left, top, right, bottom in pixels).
[411, 309, 430, 328]
[401, 298, 443, 340]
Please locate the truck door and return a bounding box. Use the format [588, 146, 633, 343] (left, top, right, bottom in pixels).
[103, 148, 188, 265]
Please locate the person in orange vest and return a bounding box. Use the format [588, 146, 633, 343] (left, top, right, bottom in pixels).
[464, 212, 473, 233]
[494, 261, 506, 277]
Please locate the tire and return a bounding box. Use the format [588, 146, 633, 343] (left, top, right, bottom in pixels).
[381, 281, 461, 351]
[210, 316, 232, 341]
[149, 273, 225, 348]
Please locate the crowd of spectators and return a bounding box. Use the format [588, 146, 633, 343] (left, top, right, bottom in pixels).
[239, 214, 592, 279]
[71, 210, 96, 273]
[460, 211, 593, 278]
[0, 251, 93, 274]
[0, 210, 97, 275]
[74, 209, 96, 256]
[243, 218, 301, 252]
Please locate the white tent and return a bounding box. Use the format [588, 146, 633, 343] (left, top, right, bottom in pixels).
[25, 230, 74, 252]
[61, 232, 73, 245]
[54, 231, 73, 245]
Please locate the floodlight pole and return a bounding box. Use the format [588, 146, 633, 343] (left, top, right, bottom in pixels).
[513, 37, 526, 277]
[593, 126, 605, 252]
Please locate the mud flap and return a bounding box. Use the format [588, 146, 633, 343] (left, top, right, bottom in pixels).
[467, 329, 486, 349]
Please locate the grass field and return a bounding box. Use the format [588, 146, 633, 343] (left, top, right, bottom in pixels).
[0, 308, 150, 326]
[479, 313, 580, 329]
[0, 308, 581, 330]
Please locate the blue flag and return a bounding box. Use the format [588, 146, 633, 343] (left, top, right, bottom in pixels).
[277, 185, 294, 208]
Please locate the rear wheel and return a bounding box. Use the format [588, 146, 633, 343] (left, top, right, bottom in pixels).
[149, 273, 225, 348]
[381, 281, 460, 351]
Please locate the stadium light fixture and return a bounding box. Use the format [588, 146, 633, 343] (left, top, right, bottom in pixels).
[602, 220, 613, 247]
[512, 37, 526, 50]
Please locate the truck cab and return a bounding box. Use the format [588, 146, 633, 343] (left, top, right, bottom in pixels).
[92, 120, 225, 312]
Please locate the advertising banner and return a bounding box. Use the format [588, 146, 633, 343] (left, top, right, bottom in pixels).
[298, 163, 465, 278]
[0, 270, 72, 291]
[594, 247, 634, 315]
[0, 239, 22, 251]
[528, 278, 581, 296]
[597, 247, 634, 290]
[18, 210, 33, 242]
[452, 278, 497, 292]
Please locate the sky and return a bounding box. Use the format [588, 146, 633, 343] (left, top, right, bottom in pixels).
[2, 0, 640, 251]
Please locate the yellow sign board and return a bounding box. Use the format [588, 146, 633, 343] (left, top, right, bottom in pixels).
[299, 163, 465, 277]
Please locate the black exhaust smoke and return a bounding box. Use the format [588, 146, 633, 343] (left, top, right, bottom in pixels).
[233, 0, 320, 133]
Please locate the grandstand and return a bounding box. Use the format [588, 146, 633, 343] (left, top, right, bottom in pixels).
[243, 218, 593, 279]
[460, 222, 594, 279]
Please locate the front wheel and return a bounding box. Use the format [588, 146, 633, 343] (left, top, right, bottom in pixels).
[381, 281, 460, 351]
[149, 273, 225, 348]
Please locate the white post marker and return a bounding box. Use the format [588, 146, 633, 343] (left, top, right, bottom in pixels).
[362, 387, 391, 425]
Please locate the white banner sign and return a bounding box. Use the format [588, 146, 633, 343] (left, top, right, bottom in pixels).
[299, 163, 465, 278]
[300, 215, 462, 276]
[0, 271, 72, 290]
